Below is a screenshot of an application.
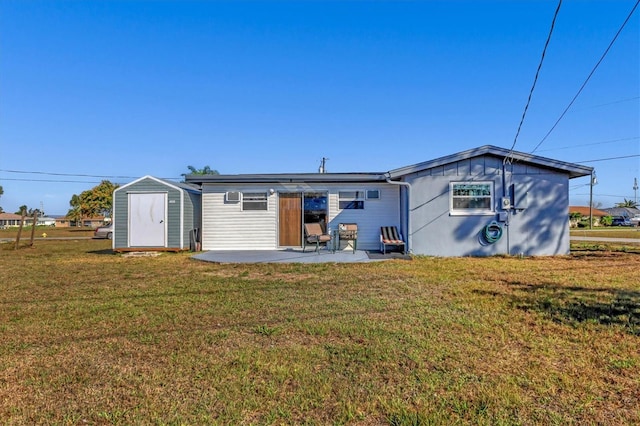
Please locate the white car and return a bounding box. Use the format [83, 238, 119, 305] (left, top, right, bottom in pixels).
[630, 215, 640, 227]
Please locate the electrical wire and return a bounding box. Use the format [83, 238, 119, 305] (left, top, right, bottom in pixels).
[505, 0, 563, 163]
[531, 0, 640, 154]
[535, 136, 639, 153]
[0, 169, 139, 179]
[575, 154, 640, 164]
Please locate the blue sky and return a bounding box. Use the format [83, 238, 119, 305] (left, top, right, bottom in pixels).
[1, 0, 638, 215]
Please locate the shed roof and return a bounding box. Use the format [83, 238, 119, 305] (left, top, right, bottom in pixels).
[387, 145, 593, 179]
[115, 175, 201, 194]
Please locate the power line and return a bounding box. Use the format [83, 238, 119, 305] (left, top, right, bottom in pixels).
[0, 169, 139, 179]
[570, 96, 640, 112]
[506, 0, 563, 160]
[0, 177, 110, 184]
[531, 0, 640, 154]
[0, 169, 183, 182]
[535, 136, 640, 153]
[575, 154, 640, 164]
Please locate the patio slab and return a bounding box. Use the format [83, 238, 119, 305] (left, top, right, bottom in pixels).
[192, 248, 403, 264]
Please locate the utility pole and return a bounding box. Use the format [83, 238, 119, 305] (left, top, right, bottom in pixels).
[634, 178, 638, 205]
[318, 157, 329, 174]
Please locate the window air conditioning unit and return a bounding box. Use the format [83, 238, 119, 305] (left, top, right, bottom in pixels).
[226, 191, 241, 202]
[501, 197, 511, 210]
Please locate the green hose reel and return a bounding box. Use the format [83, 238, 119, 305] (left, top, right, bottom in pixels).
[483, 221, 503, 244]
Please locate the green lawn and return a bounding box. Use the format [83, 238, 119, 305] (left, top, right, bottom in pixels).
[1, 240, 639, 424]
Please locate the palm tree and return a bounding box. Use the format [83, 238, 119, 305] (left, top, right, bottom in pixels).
[615, 198, 638, 208]
[181, 165, 219, 180]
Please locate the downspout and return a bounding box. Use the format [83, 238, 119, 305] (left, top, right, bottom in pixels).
[385, 173, 412, 253]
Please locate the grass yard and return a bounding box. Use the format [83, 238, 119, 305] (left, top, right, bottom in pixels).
[570, 227, 640, 240]
[1, 240, 639, 425]
[0, 226, 95, 239]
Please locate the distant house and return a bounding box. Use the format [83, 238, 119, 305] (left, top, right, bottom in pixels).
[36, 216, 56, 226]
[0, 213, 34, 228]
[603, 207, 640, 219]
[569, 206, 610, 227]
[54, 216, 108, 228]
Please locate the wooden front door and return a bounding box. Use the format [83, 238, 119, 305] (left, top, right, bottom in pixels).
[278, 193, 302, 247]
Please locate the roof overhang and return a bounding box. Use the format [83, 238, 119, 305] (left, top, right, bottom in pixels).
[387, 145, 593, 180]
[185, 172, 388, 185]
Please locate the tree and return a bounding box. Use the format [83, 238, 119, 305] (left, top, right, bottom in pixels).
[0, 185, 3, 213]
[181, 165, 219, 178]
[615, 198, 638, 208]
[67, 180, 119, 226]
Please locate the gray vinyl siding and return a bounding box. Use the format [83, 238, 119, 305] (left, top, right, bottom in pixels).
[404, 155, 571, 256]
[113, 177, 201, 250]
[201, 182, 399, 251]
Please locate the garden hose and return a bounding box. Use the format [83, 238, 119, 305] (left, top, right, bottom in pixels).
[483, 221, 503, 244]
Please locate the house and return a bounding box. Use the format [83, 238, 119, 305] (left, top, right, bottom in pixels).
[37, 216, 57, 226]
[112, 176, 201, 251]
[568, 206, 610, 227]
[0, 213, 33, 228]
[175, 145, 592, 256]
[54, 216, 108, 228]
[602, 207, 640, 219]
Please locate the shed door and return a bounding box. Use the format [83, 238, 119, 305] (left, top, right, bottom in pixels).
[129, 192, 167, 247]
[279, 193, 302, 246]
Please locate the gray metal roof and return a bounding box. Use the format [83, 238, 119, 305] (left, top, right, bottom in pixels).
[185, 172, 388, 185]
[183, 145, 592, 185]
[387, 145, 593, 179]
[115, 175, 202, 193]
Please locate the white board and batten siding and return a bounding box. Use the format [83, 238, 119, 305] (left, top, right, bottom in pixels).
[201, 183, 400, 251]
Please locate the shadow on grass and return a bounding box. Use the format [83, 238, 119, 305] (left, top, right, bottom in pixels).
[474, 283, 640, 336]
[88, 249, 117, 255]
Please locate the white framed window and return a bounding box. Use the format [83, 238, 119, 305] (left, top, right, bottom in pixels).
[242, 192, 268, 211]
[366, 189, 380, 200]
[450, 181, 494, 215]
[339, 191, 365, 210]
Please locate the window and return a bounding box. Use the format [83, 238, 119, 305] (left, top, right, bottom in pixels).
[339, 191, 364, 209]
[450, 182, 494, 214]
[366, 189, 380, 200]
[242, 192, 268, 211]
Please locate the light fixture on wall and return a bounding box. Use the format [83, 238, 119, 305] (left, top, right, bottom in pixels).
[269, 188, 275, 195]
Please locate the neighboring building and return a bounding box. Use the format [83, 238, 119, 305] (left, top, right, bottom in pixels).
[37, 216, 56, 226]
[112, 176, 202, 251]
[603, 207, 640, 219]
[54, 216, 109, 228]
[568, 206, 610, 227]
[175, 145, 592, 257]
[0, 213, 33, 228]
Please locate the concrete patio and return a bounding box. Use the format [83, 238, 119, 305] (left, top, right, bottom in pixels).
[192, 248, 410, 264]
